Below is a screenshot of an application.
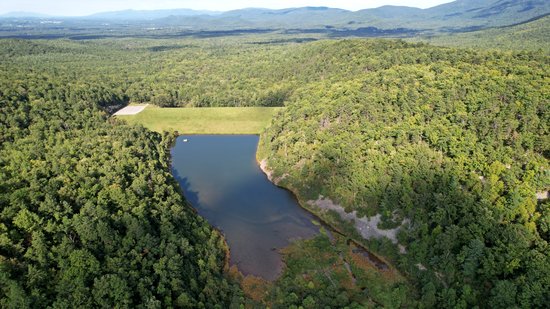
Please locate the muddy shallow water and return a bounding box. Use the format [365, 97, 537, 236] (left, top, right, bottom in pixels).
[171, 135, 319, 280]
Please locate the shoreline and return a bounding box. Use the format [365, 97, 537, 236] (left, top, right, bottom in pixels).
[255, 142, 395, 270]
[166, 132, 234, 279]
[170, 133, 396, 283]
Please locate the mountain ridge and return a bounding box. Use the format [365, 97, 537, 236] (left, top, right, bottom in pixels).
[1, 0, 549, 35]
[87, 8, 221, 20]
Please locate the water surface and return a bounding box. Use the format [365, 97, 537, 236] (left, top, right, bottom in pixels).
[171, 135, 319, 280]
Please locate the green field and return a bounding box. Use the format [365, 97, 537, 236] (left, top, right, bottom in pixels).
[117, 106, 282, 134]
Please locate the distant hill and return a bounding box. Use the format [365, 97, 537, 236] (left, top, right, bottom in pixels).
[412, 15, 550, 52]
[356, 6, 423, 19]
[0, 11, 52, 18]
[346, 0, 550, 30]
[157, 0, 550, 31]
[421, 0, 550, 28]
[159, 7, 353, 29]
[1, 0, 549, 38]
[87, 8, 221, 20]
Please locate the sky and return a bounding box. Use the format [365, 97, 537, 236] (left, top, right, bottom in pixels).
[0, 0, 455, 16]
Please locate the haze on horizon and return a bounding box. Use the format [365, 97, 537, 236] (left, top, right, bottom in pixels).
[0, 0, 454, 16]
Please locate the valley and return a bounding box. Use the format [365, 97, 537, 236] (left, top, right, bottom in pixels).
[0, 0, 548, 307]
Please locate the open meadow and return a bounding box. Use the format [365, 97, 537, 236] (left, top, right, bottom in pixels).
[117, 106, 282, 134]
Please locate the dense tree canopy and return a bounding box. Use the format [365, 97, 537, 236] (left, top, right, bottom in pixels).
[0, 62, 238, 307]
[260, 40, 549, 308]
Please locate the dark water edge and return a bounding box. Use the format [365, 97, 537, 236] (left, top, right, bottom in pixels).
[257, 151, 392, 273]
[170, 135, 319, 280]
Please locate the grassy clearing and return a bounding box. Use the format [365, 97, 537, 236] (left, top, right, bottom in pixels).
[117, 106, 282, 134]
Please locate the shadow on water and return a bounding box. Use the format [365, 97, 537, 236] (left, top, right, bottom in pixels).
[171, 168, 201, 207]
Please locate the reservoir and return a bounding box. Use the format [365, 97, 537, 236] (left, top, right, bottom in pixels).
[171, 135, 319, 280]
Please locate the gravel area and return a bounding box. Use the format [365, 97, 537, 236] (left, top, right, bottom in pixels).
[113, 104, 148, 116]
[260, 159, 409, 253]
[307, 195, 408, 246]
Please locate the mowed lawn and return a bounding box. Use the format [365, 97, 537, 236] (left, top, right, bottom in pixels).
[117, 106, 283, 134]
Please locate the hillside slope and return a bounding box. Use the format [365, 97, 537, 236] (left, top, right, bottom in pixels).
[0, 50, 238, 307]
[413, 15, 550, 52]
[425, 0, 549, 27]
[157, 1, 550, 31]
[260, 40, 549, 308]
[350, 0, 550, 30]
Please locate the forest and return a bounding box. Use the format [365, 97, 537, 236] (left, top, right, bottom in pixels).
[0, 57, 244, 306]
[259, 40, 549, 307]
[0, 32, 548, 308]
[412, 15, 550, 53]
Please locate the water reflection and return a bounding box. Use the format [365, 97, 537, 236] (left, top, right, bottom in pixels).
[171, 135, 319, 280]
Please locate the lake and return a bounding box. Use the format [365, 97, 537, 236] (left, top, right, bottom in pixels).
[170, 135, 319, 280]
